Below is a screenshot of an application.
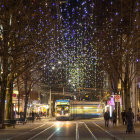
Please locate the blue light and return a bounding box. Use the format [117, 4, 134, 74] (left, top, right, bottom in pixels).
[72, 8, 75, 12]
[115, 12, 118, 16]
[56, 99, 69, 102]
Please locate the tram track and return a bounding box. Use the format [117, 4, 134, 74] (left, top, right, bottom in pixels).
[8, 123, 56, 140]
[91, 121, 122, 140]
[92, 121, 123, 140]
[28, 124, 56, 140]
[92, 122, 119, 139]
[8, 123, 46, 140]
[76, 122, 79, 140]
[77, 121, 123, 140]
[84, 122, 97, 140]
[25, 122, 63, 140]
[4, 120, 124, 140]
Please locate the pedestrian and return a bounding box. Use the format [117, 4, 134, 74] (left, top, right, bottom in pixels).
[112, 109, 117, 126]
[43, 112, 46, 117]
[104, 109, 110, 127]
[121, 110, 126, 125]
[41, 111, 43, 116]
[37, 113, 40, 120]
[126, 108, 134, 132]
[11, 109, 15, 119]
[137, 111, 140, 122]
[32, 111, 35, 119]
[20, 112, 22, 118]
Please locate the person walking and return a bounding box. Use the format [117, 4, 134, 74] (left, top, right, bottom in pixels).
[112, 109, 117, 126]
[137, 111, 140, 122]
[126, 108, 134, 133]
[104, 110, 110, 127]
[121, 110, 126, 125]
[32, 111, 35, 119]
[31, 111, 35, 122]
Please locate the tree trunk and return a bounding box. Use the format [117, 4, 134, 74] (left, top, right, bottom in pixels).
[5, 80, 13, 120]
[23, 94, 29, 119]
[124, 84, 131, 112]
[124, 53, 131, 112]
[17, 91, 20, 118]
[0, 80, 7, 129]
[0, 54, 8, 128]
[23, 78, 29, 119]
[17, 78, 20, 117]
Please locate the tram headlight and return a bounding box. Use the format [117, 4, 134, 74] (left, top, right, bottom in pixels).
[65, 113, 69, 116]
[56, 113, 60, 116]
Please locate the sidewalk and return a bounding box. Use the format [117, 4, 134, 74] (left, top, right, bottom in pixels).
[1, 116, 56, 131]
[100, 120, 140, 140]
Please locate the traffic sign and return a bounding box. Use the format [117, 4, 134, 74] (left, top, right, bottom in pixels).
[115, 95, 120, 102]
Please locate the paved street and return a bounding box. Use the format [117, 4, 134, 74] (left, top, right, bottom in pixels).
[0, 117, 140, 140]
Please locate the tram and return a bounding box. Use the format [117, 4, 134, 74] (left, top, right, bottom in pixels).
[55, 99, 104, 120]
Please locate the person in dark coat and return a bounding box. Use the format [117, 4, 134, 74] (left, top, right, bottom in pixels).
[112, 110, 117, 126]
[126, 108, 134, 132]
[137, 111, 140, 122]
[32, 111, 35, 119]
[104, 110, 110, 127]
[121, 110, 126, 125]
[126, 108, 134, 122]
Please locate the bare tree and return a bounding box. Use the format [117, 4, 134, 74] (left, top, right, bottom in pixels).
[0, 0, 57, 128]
[94, 0, 139, 111]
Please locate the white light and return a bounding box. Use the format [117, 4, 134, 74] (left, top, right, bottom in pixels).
[68, 79, 71, 82]
[58, 61, 62, 64]
[56, 113, 60, 116]
[56, 122, 61, 127]
[65, 113, 69, 116]
[52, 66, 55, 70]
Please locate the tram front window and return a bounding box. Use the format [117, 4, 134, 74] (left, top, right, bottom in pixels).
[56, 105, 69, 111]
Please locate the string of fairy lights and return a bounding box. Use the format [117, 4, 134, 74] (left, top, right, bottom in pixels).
[59, 0, 100, 92]
[0, 0, 139, 100]
[39, 0, 139, 94]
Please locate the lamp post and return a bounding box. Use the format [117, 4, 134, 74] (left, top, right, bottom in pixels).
[48, 65, 56, 117]
[49, 88, 52, 117]
[63, 87, 64, 99]
[58, 61, 65, 98]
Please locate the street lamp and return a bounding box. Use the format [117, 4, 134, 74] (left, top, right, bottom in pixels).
[48, 65, 57, 117]
[58, 61, 62, 64]
[58, 61, 65, 98]
[63, 87, 64, 96]
[49, 88, 52, 117]
[52, 66, 55, 70]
